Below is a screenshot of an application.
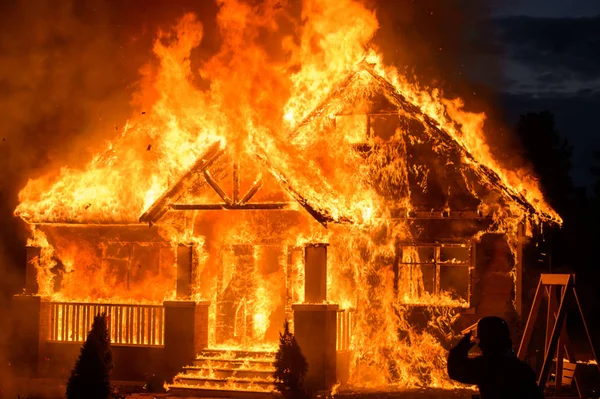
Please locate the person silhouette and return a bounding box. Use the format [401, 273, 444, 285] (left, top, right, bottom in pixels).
[447, 316, 544, 399]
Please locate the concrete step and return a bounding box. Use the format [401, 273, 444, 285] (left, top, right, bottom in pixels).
[167, 385, 280, 399]
[193, 349, 276, 371]
[168, 347, 278, 397]
[172, 374, 275, 392]
[183, 366, 274, 379]
[197, 349, 276, 360]
[193, 357, 275, 371]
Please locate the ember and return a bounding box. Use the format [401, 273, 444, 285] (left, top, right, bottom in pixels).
[12, 0, 560, 395]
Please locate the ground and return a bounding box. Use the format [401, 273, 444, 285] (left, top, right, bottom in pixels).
[5, 378, 475, 399]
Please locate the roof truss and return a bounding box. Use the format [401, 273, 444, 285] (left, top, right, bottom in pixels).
[139, 143, 334, 227]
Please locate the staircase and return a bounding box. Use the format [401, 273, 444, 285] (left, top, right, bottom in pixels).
[167, 348, 278, 398]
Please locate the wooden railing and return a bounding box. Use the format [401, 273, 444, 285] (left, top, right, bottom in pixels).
[45, 302, 165, 346]
[336, 309, 354, 351]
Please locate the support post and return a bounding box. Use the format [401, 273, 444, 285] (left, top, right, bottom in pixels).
[26, 246, 41, 294]
[11, 295, 43, 377]
[291, 243, 338, 393]
[176, 244, 195, 300]
[515, 221, 525, 318]
[304, 244, 328, 303]
[163, 301, 209, 378]
[233, 159, 240, 204]
[545, 286, 557, 354]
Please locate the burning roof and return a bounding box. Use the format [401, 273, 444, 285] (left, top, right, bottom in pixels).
[13, 5, 561, 228]
[136, 64, 560, 229]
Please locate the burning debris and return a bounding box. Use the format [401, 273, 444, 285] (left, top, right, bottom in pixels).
[12, 0, 559, 393]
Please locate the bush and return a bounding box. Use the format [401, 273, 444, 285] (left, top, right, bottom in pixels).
[273, 320, 308, 398]
[66, 313, 113, 399]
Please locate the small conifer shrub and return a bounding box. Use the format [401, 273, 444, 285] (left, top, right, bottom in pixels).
[66, 313, 113, 399]
[273, 320, 308, 398]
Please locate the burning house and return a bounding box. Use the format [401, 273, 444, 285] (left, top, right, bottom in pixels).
[11, 2, 560, 396]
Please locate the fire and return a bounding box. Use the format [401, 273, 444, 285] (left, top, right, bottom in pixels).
[14, 0, 559, 392]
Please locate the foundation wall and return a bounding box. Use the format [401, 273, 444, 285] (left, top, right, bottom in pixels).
[39, 343, 165, 381]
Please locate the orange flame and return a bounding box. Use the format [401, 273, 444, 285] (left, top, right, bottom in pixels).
[15, 0, 558, 391]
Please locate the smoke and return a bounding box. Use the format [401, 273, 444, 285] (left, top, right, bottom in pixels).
[367, 0, 530, 177]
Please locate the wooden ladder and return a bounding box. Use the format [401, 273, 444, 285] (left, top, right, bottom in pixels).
[517, 274, 599, 398]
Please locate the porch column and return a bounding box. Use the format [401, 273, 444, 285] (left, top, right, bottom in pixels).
[11, 295, 44, 377]
[26, 246, 41, 294]
[304, 243, 328, 303]
[292, 243, 337, 393]
[163, 301, 209, 378]
[176, 244, 195, 300]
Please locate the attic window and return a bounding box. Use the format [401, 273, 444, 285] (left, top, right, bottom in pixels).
[369, 114, 400, 141]
[335, 114, 367, 143]
[336, 114, 401, 144]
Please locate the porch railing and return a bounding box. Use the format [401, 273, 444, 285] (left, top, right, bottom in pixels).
[336, 308, 354, 351]
[45, 302, 164, 346]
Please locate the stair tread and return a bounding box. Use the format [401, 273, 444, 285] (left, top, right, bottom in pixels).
[177, 376, 274, 383]
[198, 350, 276, 356]
[172, 348, 278, 395]
[183, 366, 275, 373]
[168, 384, 276, 394]
[197, 357, 274, 361]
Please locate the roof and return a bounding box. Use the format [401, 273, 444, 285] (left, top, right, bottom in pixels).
[140, 66, 560, 226]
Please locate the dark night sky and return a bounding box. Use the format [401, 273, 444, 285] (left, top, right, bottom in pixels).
[474, 0, 600, 186]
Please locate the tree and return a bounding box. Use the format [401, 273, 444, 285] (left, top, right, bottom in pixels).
[516, 111, 574, 214]
[273, 320, 308, 399]
[514, 111, 587, 271]
[590, 150, 600, 200]
[66, 313, 113, 399]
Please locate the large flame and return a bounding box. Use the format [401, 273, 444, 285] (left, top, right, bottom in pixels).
[15, 0, 559, 391]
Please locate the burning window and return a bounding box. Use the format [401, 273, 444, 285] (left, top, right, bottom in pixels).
[369, 114, 400, 141]
[335, 114, 368, 143]
[335, 113, 402, 144]
[397, 244, 471, 305]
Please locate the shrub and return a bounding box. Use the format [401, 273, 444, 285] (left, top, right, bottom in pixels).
[273, 320, 308, 398]
[66, 313, 113, 399]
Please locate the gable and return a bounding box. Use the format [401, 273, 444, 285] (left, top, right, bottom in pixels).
[140, 66, 560, 227]
[286, 66, 559, 223]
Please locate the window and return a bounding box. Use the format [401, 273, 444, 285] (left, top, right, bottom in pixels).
[397, 243, 472, 306]
[335, 114, 368, 144]
[334, 113, 401, 144]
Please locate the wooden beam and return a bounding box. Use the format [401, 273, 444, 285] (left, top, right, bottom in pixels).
[233, 159, 240, 203]
[538, 276, 573, 389]
[203, 169, 232, 205]
[545, 286, 558, 355]
[540, 274, 572, 286]
[255, 154, 340, 226]
[518, 277, 544, 359]
[139, 142, 225, 225]
[171, 202, 294, 211]
[239, 175, 263, 205]
[389, 209, 496, 220]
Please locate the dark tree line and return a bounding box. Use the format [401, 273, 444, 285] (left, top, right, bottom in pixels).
[515, 111, 600, 335]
